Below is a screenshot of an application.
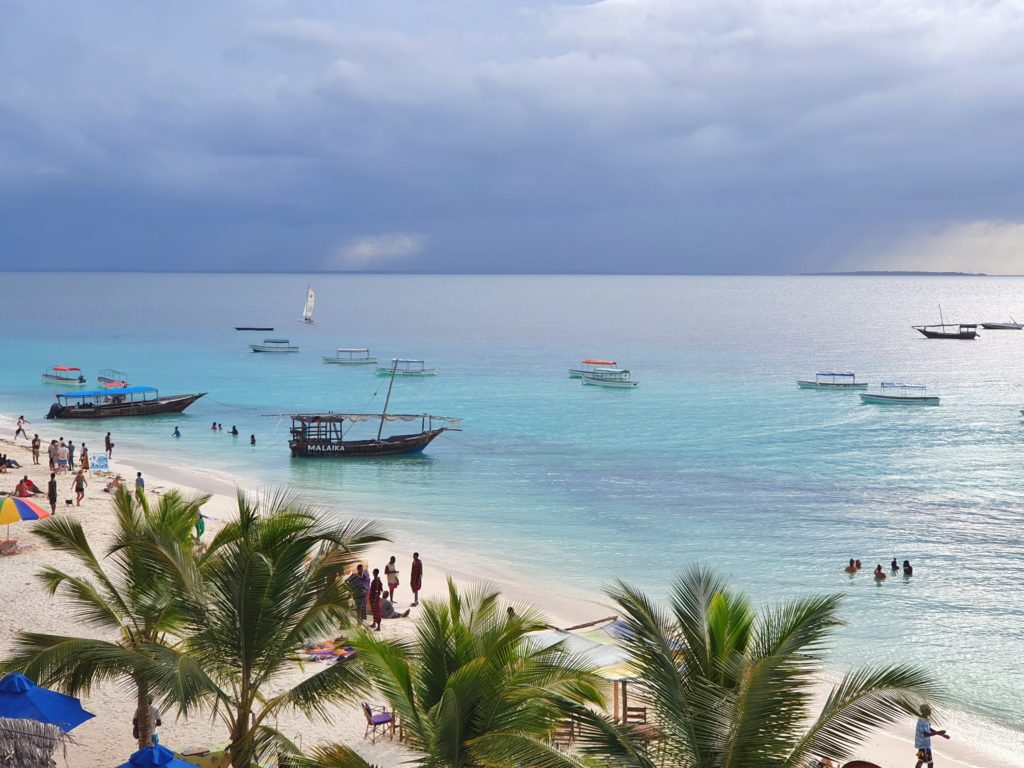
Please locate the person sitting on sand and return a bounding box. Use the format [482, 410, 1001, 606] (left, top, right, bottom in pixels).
[14, 479, 30, 498]
[380, 591, 410, 619]
[104, 476, 124, 493]
[874, 564, 887, 581]
[903, 560, 914, 576]
[844, 558, 857, 574]
[20, 476, 44, 496]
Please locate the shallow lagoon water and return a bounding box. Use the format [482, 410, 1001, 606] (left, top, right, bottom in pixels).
[2, 273, 1023, 737]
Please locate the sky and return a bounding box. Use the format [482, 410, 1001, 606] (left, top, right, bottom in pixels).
[2, 0, 1024, 274]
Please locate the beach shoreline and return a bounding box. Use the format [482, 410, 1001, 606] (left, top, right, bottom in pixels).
[0, 421, 1018, 767]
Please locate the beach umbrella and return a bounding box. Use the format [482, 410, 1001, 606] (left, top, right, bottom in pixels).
[116, 744, 195, 768]
[0, 672, 94, 732]
[0, 496, 50, 539]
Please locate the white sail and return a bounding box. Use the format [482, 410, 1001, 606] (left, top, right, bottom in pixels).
[302, 286, 315, 322]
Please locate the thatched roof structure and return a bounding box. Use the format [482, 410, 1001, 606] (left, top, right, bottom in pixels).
[0, 717, 65, 768]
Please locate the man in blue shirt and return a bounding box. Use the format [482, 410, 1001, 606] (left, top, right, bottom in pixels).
[915, 704, 949, 768]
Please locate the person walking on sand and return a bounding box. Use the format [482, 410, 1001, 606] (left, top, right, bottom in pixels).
[410, 552, 423, 606]
[369, 568, 384, 631]
[194, 510, 205, 541]
[47, 472, 58, 515]
[70, 470, 88, 506]
[385, 555, 400, 603]
[135, 471, 145, 499]
[31, 434, 41, 465]
[105, 432, 114, 458]
[14, 416, 29, 440]
[346, 564, 369, 622]
[914, 704, 949, 768]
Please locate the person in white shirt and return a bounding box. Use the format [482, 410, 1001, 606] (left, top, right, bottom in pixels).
[915, 704, 949, 768]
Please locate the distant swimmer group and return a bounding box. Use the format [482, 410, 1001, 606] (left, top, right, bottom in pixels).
[843, 558, 914, 580]
[170, 423, 253, 444]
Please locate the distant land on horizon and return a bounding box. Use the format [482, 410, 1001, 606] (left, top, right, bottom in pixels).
[800, 270, 990, 276]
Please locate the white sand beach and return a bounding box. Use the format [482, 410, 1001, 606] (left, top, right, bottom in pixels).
[0, 427, 1016, 768]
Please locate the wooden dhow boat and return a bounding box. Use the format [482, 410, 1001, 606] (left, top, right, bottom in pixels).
[859, 383, 939, 406]
[797, 371, 868, 389]
[42, 366, 86, 386]
[289, 360, 458, 457]
[913, 323, 978, 340]
[45, 386, 206, 419]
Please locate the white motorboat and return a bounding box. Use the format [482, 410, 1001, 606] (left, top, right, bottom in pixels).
[581, 368, 639, 388]
[860, 382, 939, 406]
[323, 348, 377, 365]
[250, 338, 299, 353]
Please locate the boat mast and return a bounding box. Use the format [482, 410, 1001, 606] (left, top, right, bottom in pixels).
[939, 304, 945, 328]
[377, 359, 399, 440]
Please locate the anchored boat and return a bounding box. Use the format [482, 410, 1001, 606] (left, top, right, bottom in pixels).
[980, 319, 1023, 330]
[250, 338, 299, 353]
[581, 368, 639, 388]
[797, 372, 868, 389]
[46, 386, 206, 419]
[301, 286, 315, 324]
[569, 359, 617, 378]
[913, 323, 978, 340]
[375, 358, 438, 376]
[289, 359, 458, 457]
[97, 369, 129, 388]
[860, 383, 939, 406]
[42, 366, 86, 386]
[323, 348, 377, 365]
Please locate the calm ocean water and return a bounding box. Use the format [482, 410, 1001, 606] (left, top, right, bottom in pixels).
[1, 273, 1022, 743]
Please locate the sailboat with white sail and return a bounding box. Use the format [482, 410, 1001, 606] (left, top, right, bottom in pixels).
[301, 286, 315, 324]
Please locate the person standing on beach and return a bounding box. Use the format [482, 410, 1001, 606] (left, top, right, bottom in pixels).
[70, 470, 88, 506]
[385, 555, 400, 603]
[80, 444, 90, 475]
[914, 704, 949, 768]
[67, 440, 76, 471]
[31, 434, 41, 465]
[47, 440, 58, 471]
[105, 432, 113, 458]
[14, 416, 29, 440]
[369, 568, 384, 631]
[410, 553, 423, 606]
[47, 472, 58, 515]
[135, 471, 145, 499]
[346, 564, 369, 622]
[57, 441, 69, 474]
[194, 511, 205, 541]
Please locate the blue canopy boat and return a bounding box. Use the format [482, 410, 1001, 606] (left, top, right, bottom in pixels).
[46, 386, 206, 419]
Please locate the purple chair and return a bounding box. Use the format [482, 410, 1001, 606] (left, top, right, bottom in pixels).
[362, 702, 395, 744]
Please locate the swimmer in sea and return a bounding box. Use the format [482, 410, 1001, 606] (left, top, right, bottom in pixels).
[230, 425, 239, 436]
[250, 434, 256, 445]
[903, 560, 914, 576]
[874, 564, 887, 581]
[172, 427, 181, 439]
[844, 558, 857, 574]
[891, 558, 900, 573]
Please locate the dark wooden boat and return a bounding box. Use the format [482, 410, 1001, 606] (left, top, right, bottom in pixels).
[912, 323, 978, 339]
[289, 359, 459, 458]
[46, 386, 205, 419]
[235, 326, 274, 331]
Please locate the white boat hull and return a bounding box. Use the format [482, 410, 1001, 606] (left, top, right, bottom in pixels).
[42, 376, 86, 386]
[324, 357, 377, 365]
[582, 377, 639, 388]
[860, 394, 939, 406]
[251, 345, 299, 353]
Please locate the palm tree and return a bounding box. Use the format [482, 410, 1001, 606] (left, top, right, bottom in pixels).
[318, 578, 619, 768]
[2, 487, 208, 749]
[606, 565, 945, 767]
[161, 489, 385, 768]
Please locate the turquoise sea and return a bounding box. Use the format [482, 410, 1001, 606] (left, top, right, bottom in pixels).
[1, 273, 1022, 747]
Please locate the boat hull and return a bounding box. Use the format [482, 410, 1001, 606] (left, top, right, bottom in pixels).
[46, 393, 206, 419]
[251, 345, 299, 353]
[860, 393, 940, 406]
[980, 323, 1023, 330]
[797, 381, 868, 389]
[289, 428, 446, 457]
[582, 377, 639, 388]
[235, 326, 274, 331]
[914, 328, 977, 340]
[42, 375, 86, 386]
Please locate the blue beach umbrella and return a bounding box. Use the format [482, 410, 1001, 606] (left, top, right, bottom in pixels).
[116, 744, 194, 768]
[0, 672, 94, 732]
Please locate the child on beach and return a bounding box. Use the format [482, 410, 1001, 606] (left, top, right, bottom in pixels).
[14, 416, 29, 440]
[914, 704, 949, 768]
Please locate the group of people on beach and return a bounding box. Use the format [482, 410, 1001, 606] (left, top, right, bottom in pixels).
[345, 552, 424, 631]
[843, 558, 914, 580]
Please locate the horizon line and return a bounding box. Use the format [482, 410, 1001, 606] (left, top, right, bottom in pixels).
[1, 269, 1021, 277]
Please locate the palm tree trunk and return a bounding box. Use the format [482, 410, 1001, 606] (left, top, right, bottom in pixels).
[135, 684, 153, 749]
[229, 706, 253, 768]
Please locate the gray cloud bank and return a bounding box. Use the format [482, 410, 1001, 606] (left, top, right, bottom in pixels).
[2, 0, 1023, 274]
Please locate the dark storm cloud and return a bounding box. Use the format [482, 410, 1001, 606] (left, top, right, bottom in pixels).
[2, 0, 1023, 273]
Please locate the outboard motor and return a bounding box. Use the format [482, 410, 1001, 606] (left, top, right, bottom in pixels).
[45, 403, 64, 420]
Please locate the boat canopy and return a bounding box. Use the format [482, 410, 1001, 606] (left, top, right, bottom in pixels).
[265, 338, 291, 343]
[337, 348, 369, 353]
[51, 366, 81, 372]
[817, 371, 855, 376]
[391, 358, 424, 364]
[881, 382, 926, 390]
[59, 386, 158, 398]
[291, 412, 461, 426]
[582, 359, 617, 366]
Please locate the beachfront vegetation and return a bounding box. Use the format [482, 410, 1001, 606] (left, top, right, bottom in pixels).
[308, 579, 621, 768]
[3, 487, 208, 749]
[606, 565, 944, 767]
[161, 490, 386, 768]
